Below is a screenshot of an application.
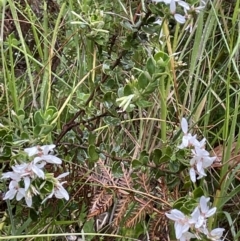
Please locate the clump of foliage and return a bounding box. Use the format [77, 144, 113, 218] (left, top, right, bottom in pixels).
[0, 0, 240, 240]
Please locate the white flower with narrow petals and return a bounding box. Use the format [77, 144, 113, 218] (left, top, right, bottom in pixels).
[190, 206, 206, 229]
[199, 196, 216, 218]
[1, 171, 21, 182]
[3, 180, 25, 201]
[167, 197, 224, 241]
[178, 118, 199, 149]
[165, 209, 190, 239]
[24, 144, 56, 157]
[11, 160, 46, 190]
[195, 138, 206, 149]
[34, 155, 62, 165]
[190, 196, 216, 230]
[189, 147, 216, 182]
[153, 0, 189, 24]
[169, 0, 189, 24]
[42, 172, 69, 203]
[25, 144, 62, 164]
[207, 228, 225, 241]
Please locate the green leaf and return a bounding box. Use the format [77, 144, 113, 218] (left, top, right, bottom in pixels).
[141, 25, 156, 35]
[34, 111, 44, 125]
[169, 161, 180, 172]
[40, 181, 54, 193]
[83, 218, 95, 236]
[139, 150, 149, 165]
[136, 99, 153, 108]
[44, 106, 58, 121]
[118, 87, 124, 97]
[17, 109, 25, 121]
[0, 146, 11, 157]
[152, 148, 162, 165]
[120, 21, 135, 31]
[165, 146, 173, 156]
[11, 113, 20, 125]
[193, 187, 204, 198]
[112, 161, 123, 177]
[154, 51, 170, 67]
[144, 80, 159, 95]
[33, 125, 41, 136]
[4, 133, 13, 143]
[138, 72, 149, 89]
[132, 159, 142, 169]
[88, 145, 99, 162]
[124, 84, 133, 95]
[88, 132, 96, 145]
[40, 124, 55, 135]
[167, 176, 180, 189]
[159, 154, 171, 163]
[146, 56, 156, 75]
[103, 91, 116, 108]
[183, 201, 196, 213]
[102, 62, 111, 75]
[173, 198, 185, 209]
[0, 130, 7, 138]
[183, 179, 192, 191]
[103, 116, 121, 126]
[20, 131, 29, 139]
[94, 37, 103, 45]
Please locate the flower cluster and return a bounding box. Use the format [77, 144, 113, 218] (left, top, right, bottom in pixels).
[1, 145, 69, 207]
[152, 0, 206, 32]
[178, 118, 216, 183]
[166, 196, 225, 241]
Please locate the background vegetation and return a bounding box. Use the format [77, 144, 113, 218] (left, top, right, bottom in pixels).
[0, 0, 240, 240]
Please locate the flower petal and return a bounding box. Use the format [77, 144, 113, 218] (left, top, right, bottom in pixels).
[170, 0, 176, 13]
[41, 155, 62, 164]
[178, 1, 190, 10]
[55, 186, 69, 200]
[200, 196, 210, 213]
[206, 207, 216, 217]
[42, 144, 56, 155]
[166, 209, 185, 221]
[24, 146, 39, 156]
[189, 168, 196, 183]
[1, 171, 21, 181]
[32, 165, 45, 179]
[23, 176, 31, 190]
[174, 14, 186, 24]
[3, 189, 17, 200]
[181, 118, 188, 134]
[209, 228, 225, 239]
[57, 172, 69, 180]
[16, 188, 25, 201]
[25, 192, 32, 207]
